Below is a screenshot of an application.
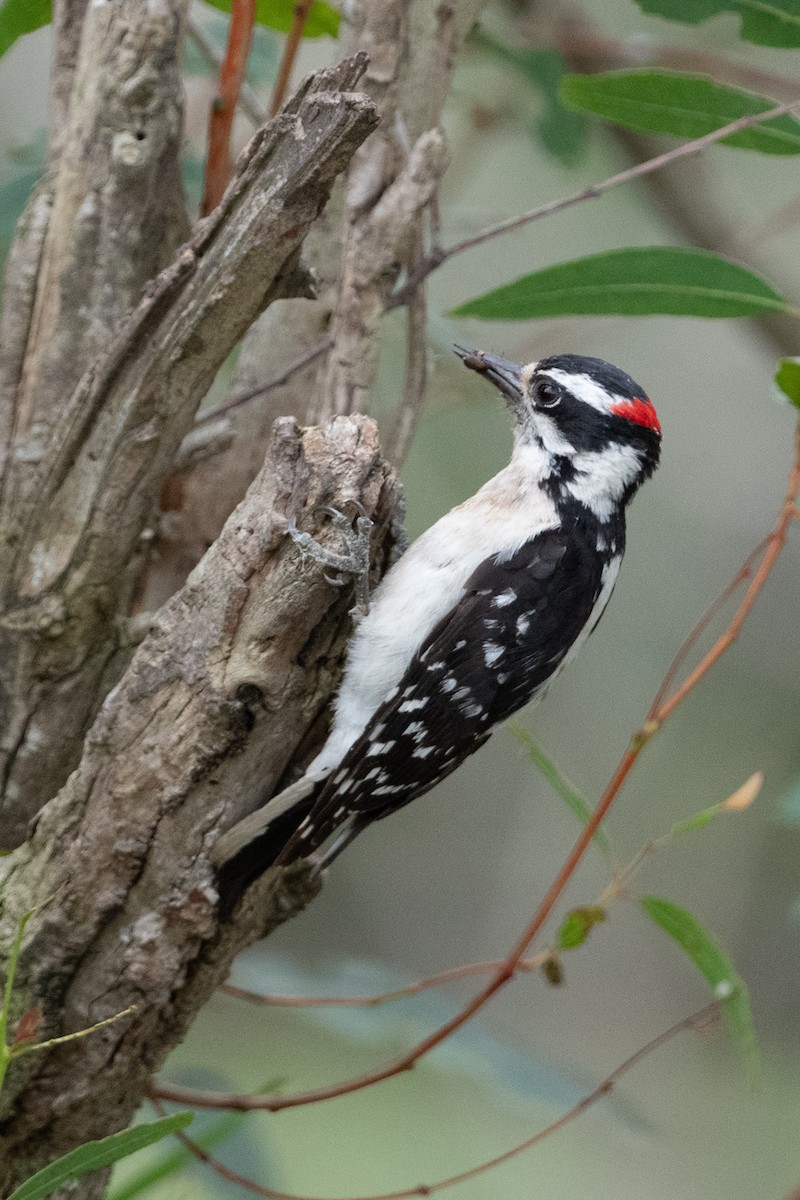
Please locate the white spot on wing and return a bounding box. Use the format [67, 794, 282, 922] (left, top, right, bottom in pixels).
[367, 740, 396, 757]
[494, 589, 517, 607]
[483, 642, 504, 666]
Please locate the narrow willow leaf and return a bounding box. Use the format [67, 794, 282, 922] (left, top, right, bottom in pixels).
[201, 0, 339, 37]
[8, 1114, 194, 1200]
[669, 806, 720, 836]
[0, 0, 50, 58]
[107, 1113, 242, 1200]
[472, 29, 587, 166]
[634, 0, 800, 48]
[775, 357, 800, 409]
[641, 896, 758, 1078]
[557, 905, 607, 950]
[107, 1075, 284, 1200]
[451, 247, 790, 321]
[508, 723, 610, 855]
[561, 71, 800, 155]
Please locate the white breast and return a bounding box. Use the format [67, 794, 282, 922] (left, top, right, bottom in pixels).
[308, 457, 559, 778]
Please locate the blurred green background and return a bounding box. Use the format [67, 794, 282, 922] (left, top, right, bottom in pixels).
[3, 1, 799, 1196]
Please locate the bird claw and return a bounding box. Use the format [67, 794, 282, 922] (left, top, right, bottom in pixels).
[287, 502, 374, 615]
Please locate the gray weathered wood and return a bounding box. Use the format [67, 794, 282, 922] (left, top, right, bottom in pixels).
[0, 56, 379, 848]
[0, 415, 401, 1190]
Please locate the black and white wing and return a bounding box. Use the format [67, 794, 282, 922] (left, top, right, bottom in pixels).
[278, 524, 612, 864]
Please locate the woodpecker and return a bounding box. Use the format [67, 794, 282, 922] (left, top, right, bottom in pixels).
[213, 349, 661, 879]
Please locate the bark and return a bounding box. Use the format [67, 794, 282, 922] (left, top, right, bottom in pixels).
[0, 55, 379, 848]
[145, 0, 484, 604]
[0, 415, 402, 1192]
[0, 6, 481, 1190]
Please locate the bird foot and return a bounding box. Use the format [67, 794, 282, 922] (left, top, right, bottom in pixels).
[287, 502, 373, 616]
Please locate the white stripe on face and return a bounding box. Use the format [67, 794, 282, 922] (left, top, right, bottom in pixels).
[538, 368, 623, 415]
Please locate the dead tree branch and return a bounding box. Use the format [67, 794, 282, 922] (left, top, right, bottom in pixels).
[0, 55, 379, 848]
[0, 415, 402, 1191]
[148, 0, 483, 607]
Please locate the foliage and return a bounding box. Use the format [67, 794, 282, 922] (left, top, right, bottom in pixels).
[0, 0, 338, 63]
[0, 0, 49, 59]
[561, 70, 800, 155]
[472, 29, 588, 166]
[775, 358, 800, 408]
[641, 897, 758, 1078]
[509, 723, 611, 855]
[6, 1115, 194, 1200]
[200, 0, 339, 38]
[451, 246, 790, 320]
[633, 0, 800, 47]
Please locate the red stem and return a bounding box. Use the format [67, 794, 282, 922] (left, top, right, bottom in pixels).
[269, 1, 314, 117]
[201, 0, 256, 217]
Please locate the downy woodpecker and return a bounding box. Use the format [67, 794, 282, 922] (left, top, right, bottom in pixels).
[213, 349, 661, 878]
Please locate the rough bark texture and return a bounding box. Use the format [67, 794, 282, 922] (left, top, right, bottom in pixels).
[0, 415, 401, 1191]
[0, 5, 483, 1191]
[0, 55, 379, 848]
[145, 0, 484, 604]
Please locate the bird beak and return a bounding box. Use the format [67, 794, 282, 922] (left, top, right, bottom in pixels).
[454, 346, 524, 404]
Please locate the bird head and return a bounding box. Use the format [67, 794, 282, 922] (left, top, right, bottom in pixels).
[456, 347, 661, 518]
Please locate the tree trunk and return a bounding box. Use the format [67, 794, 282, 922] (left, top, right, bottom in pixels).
[0, 1, 483, 1190]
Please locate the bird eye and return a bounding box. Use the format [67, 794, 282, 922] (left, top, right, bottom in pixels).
[533, 379, 561, 408]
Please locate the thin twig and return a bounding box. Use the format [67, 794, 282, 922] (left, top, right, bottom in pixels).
[648, 535, 771, 715]
[187, 18, 266, 126]
[649, 431, 800, 724]
[153, 1002, 721, 1200]
[270, 1, 314, 117]
[390, 97, 800, 308]
[150, 421, 800, 1116]
[220, 953, 549, 1010]
[386, 231, 429, 465]
[201, 0, 256, 216]
[193, 340, 330, 428]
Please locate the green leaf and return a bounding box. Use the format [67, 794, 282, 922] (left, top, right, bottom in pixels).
[775, 357, 800, 409]
[669, 806, 721, 836]
[107, 1074, 283, 1200]
[561, 70, 800, 156]
[450, 246, 791, 321]
[472, 29, 587, 167]
[509, 723, 610, 855]
[0, 0, 51, 58]
[107, 1113, 241, 1200]
[201, 0, 339, 38]
[8, 1114, 193, 1200]
[641, 896, 758, 1078]
[633, 0, 800, 49]
[557, 905, 607, 950]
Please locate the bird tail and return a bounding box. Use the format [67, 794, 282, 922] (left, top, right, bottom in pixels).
[212, 775, 324, 905]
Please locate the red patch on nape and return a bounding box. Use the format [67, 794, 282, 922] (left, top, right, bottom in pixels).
[610, 396, 661, 435]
